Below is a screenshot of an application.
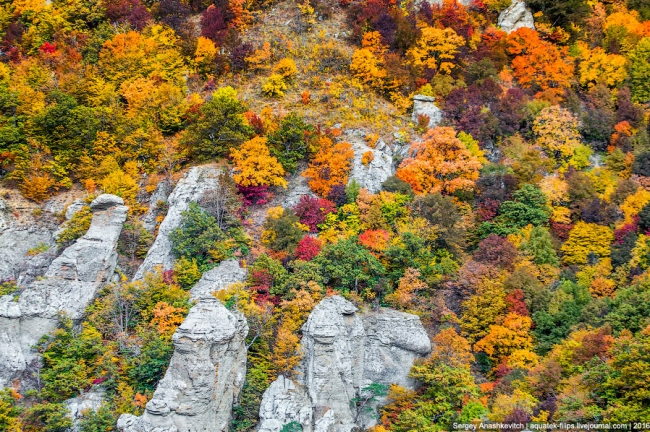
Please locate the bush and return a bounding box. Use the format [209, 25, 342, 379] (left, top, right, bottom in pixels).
[262, 74, 288, 98]
[169, 202, 227, 270]
[57, 206, 93, 246]
[293, 195, 336, 232]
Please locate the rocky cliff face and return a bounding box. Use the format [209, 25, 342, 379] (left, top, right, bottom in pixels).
[117, 298, 248, 432]
[134, 165, 221, 280]
[498, 0, 535, 33]
[258, 296, 431, 432]
[0, 194, 127, 388]
[412, 95, 442, 129]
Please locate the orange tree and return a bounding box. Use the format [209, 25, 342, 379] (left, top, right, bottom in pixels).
[395, 127, 483, 195]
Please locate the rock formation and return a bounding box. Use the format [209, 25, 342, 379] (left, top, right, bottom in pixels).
[0, 194, 127, 388]
[117, 297, 248, 432]
[498, 0, 535, 33]
[189, 259, 248, 301]
[258, 296, 431, 432]
[348, 139, 396, 194]
[411, 95, 443, 128]
[134, 165, 221, 280]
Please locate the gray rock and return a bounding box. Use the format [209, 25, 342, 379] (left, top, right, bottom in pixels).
[498, 0, 535, 33]
[65, 199, 85, 220]
[0, 197, 8, 233]
[258, 376, 312, 432]
[189, 259, 248, 301]
[412, 95, 442, 128]
[90, 194, 124, 211]
[0, 227, 56, 285]
[0, 195, 127, 388]
[66, 388, 106, 432]
[348, 136, 396, 194]
[142, 179, 172, 232]
[257, 297, 431, 432]
[134, 166, 221, 280]
[117, 297, 249, 432]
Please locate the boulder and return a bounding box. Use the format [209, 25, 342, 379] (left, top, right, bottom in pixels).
[117, 297, 249, 432]
[189, 259, 248, 301]
[134, 166, 221, 280]
[411, 95, 442, 128]
[257, 296, 431, 432]
[0, 195, 127, 388]
[498, 0, 535, 33]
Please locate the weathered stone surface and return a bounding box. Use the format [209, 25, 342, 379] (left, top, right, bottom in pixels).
[0, 227, 56, 285]
[257, 296, 431, 432]
[498, 0, 535, 33]
[142, 179, 172, 232]
[412, 95, 443, 128]
[189, 259, 248, 301]
[349, 139, 396, 194]
[258, 376, 312, 432]
[66, 388, 106, 432]
[134, 166, 220, 280]
[65, 199, 85, 220]
[117, 297, 248, 432]
[0, 195, 127, 388]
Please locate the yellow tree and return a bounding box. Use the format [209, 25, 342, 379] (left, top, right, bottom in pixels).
[533, 106, 583, 166]
[384, 267, 428, 310]
[406, 26, 465, 74]
[578, 44, 627, 88]
[396, 127, 483, 195]
[560, 221, 613, 265]
[230, 137, 288, 188]
[474, 313, 535, 364]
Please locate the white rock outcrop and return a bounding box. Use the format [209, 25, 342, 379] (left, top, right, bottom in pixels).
[189, 259, 248, 301]
[411, 95, 442, 128]
[0, 195, 127, 388]
[117, 297, 249, 432]
[258, 296, 431, 432]
[345, 130, 403, 194]
[134, 166, 221, 280]
[498, 0, 535, 33]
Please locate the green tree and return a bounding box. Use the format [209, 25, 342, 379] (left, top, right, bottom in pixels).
[267, 112, 316, 174]
[313, 238, 385, 293]
[39, 317, 105, 401]
[182, 87, 253, 160]
[521, 226, 559, 266]
[169, 202, 228, 270]
[629, 38, 650, 103]
[27, 91, 100, 161]
[23, 402, 73, 432]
